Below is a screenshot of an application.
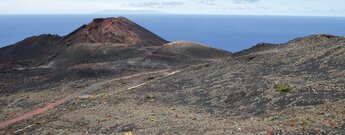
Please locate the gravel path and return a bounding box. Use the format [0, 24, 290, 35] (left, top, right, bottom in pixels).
[0, 69, 170, 130]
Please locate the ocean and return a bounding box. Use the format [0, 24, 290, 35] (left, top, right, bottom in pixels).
[1, 14, 345, 52]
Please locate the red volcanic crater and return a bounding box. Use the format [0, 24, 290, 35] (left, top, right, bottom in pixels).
[60, 17, 168, 46]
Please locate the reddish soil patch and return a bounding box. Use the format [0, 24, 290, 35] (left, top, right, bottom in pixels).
[0, 69, 170, 130]
[0, 96, 70, 129]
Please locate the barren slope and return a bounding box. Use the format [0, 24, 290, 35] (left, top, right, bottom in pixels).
[1, 17, 344, 135]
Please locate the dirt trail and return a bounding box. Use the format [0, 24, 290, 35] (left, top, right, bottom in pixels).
[0, 69, 170, 130]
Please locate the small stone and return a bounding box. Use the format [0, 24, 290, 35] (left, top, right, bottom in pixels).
[267, 127, 274, 135]
[0, 114, 5, 120]
[330, 121, 339, 129]
[268, 116, 278, 121]
[238, 127, 242, 131]
[146, 94, 154, 99]
[77, 95, 94, 100]
[340, 121, 345, 129]
[238, 106, 246, 111]
[316, 112, 325, 115]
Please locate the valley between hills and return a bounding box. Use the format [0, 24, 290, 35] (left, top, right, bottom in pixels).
[0, 17, 345, 134]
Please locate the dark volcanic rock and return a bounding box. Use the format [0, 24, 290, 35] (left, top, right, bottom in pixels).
[0, 34, 63, 70]
[233, 42, 279, 57]
[0, 34, 62, 62]
[153, 41, 231, 59]
[132, 34, 345, 115]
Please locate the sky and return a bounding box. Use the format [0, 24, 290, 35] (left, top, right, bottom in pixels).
[0, 0, 344, 16]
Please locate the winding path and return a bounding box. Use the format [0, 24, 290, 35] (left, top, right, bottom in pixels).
[0, 69, 170, 130]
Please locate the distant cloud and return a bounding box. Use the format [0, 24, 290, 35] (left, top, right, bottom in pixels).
[197, 0, 216, 5]
[93, 9, 163, 14]
[197, 0, 259, 5]
[128, 2, 160, 8]
[232, 0, 260, 3]
[162, 1, 184, 7]
[128, 1, 184, 8]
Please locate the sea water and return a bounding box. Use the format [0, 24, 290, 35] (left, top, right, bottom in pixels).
[1, 14, 345, 52]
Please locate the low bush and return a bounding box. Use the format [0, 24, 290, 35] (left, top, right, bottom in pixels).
[275, 84, 291, 92]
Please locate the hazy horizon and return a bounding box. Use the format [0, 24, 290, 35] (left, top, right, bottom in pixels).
[1, 0, 345, 17]
[1, 13, 345, 18]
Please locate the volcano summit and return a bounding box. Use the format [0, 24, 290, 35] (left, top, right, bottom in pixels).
[60, 17, 168, 46]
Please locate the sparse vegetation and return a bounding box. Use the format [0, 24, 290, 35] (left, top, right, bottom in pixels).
[275, 84, 291, 92]
[1, 17, 345, 135]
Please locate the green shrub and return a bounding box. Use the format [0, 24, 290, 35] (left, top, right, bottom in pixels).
[275, 84, 291, 92]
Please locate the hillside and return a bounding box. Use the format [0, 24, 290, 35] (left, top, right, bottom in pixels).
[153, 41, 231, 59]
[0, 17, 344, 134]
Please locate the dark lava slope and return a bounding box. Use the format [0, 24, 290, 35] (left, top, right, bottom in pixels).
[133, 34, 345, 115]
[0, 34, 62, 68]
